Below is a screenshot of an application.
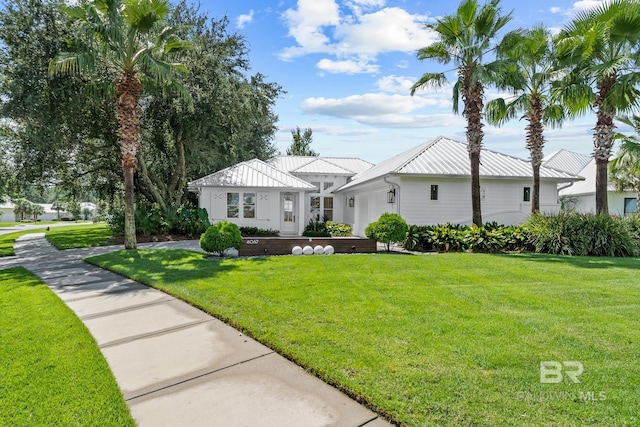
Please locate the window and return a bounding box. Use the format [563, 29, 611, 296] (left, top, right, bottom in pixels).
[430, 185, 439, 201]
[283, 193, 294, 222]
[227, 193, 239, 218]
[624, 198, 637, 215]
[323, 197, 333, 221]
[310, 182, 321, 190]
[310, 196, 321, 221]
[243, 193, 256, 219]
[323, 181, 334, 191]
[523, 187, 531, 202]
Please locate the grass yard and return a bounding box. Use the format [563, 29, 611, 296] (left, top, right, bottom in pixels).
[86, 250, 640, 426]
[45, 223, 113, 250]
[0, 267, 134, 426]
[0, 229, 45, 257]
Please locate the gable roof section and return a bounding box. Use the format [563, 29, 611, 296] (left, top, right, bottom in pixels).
[188, 159, 315, 190]
[338, 136, 582, 191]
[543, 149, 592, 175]
[559, 158, 619, 196]
[268, 156, 374, 175]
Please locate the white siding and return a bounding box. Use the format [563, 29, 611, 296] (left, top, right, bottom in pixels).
[200, 187, 280, 229]
[349, 176, 563, 235]
[566, 191, 636, 216]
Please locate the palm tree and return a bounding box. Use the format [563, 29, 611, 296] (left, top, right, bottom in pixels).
[555, 0, 640, 215]
[12, 198, 30, 222]
[486, 26, 565, 212]
[31, 204, 45, 223]
[49, 0, 188, 249]
[610, 115, 640, 209]
[411, 0, 512, 226]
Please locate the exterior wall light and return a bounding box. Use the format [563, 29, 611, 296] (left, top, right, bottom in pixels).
[387, 189, 396, 204]
[348, 196, 355, 207]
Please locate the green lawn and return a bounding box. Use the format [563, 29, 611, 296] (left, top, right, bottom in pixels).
[0, 267, 135, 426]
[86, 250, 640, 426]
[46, 223, 113, 250]
[0, 229, 45, 257]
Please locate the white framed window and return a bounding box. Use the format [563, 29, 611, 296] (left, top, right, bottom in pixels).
[227, 193, 239, 218]
[523, 187, 531, 202]
[430, 185, 438, 201]
[243, 193, 256, 218]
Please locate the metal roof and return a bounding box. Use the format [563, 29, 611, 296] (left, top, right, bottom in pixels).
[268, 156, 374, 175]
[338, 136, 583, 191]
[188, 159, 316, 189]
[559, 158, 617, 196]
[543, 149, 592, 175]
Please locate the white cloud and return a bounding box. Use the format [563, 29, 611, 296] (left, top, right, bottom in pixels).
[376, 75, 416, 93]
[354, 113, 465, 128]
[280, 1, 436, 74]
[301, 93, 434, 117]
[317, 58, 379, 74]
[551, 0, 605, 18]
[549, 7, 562, 13]
[237, 10, 255, 29]
[334, 7, 436, 56]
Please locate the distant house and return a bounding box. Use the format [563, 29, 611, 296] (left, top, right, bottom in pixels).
[556, 158, 637, 216]
[543, 149, 592, 176]
[0, 201, 15, 222]
[189, 136, 582, 237]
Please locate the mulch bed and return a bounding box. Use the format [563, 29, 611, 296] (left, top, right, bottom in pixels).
[107, 234, 196, 244]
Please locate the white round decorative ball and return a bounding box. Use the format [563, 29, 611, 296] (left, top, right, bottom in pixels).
[291, 246, 303, 255]
[302, 245, 314, 255]
[323, 245, 334, 255]
[314, 245, 324, 255]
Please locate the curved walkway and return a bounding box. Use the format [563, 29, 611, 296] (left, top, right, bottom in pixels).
[2, 234, 391, 427]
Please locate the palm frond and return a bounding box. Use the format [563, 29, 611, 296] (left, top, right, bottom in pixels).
[410, 73, 448, 95]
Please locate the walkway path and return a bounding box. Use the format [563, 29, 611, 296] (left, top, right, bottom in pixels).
[2, 234, 391, 427]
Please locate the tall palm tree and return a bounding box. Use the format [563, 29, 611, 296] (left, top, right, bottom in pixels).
[486, 26, 565, 212]
[49, 0, 187, 249]
[610, 115, 640, 209]
[555, 0, 640, 215]
[411, 0, 512, 226]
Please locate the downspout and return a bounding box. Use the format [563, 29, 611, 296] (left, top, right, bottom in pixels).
[383, 176, 401, 215]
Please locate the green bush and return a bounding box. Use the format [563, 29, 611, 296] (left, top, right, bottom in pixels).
[462, 225, 507, 253]
[200, 220, 243, 256]
[303, 220, 330, 237]
[523, 212, 638, 256]
[365, 213, 408, 251]
[326, 221, 352, 237]
[107, 206, 210, 238]
[239, 227, 280, 237]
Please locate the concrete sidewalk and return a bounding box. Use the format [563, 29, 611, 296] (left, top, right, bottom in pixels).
[4, 234, 392, 427]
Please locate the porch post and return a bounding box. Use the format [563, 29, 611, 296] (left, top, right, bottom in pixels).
[298, 191, 305, 235]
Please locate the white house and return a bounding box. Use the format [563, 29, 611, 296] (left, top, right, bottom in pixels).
[543, 149, 592, 176]
[189, 136, 582, 237]
[188, 157, 373, 235]
[557, 158, 638, 216]
[336, 136, 583, 236]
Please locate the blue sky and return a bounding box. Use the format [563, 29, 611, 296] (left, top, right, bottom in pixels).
[194, 0, 620, 163]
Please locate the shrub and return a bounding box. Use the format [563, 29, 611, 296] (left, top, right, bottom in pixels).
[200, 220, 243, 256]
[365, 213, 409, 251]
[325, 221, 352, 237]
[523, 212, 638, 257]
[462, 225, 507, 253]
[303, 220, 330, 237]
[239, 227, 280, 237]
[107, 206, 210, 238]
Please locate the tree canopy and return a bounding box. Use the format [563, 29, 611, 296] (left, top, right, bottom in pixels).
[286, 127, 318, 156]
[0, 0, 283, 216]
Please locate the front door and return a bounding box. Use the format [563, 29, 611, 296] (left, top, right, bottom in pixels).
[280, 192, 297, 235]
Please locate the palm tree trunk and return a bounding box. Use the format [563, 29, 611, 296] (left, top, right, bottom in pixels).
[593, 77, 616, 215]
[115, 72, 143, 249]
[463, 76, 484, 227]
[526, 97, 544, 213]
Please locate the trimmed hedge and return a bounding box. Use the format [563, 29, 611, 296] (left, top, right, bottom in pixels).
[200, 221, 243, 256]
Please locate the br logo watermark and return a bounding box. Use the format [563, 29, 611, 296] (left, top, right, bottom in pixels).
[540, 361, 583, 384]
[514, 360, 607, 403]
